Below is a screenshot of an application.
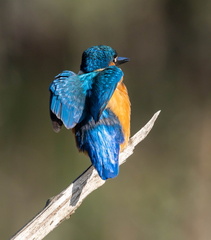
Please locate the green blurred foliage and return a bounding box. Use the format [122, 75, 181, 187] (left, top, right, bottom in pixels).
[0, 0, 211, 239]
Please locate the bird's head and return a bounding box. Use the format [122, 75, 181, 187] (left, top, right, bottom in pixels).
[80, 45, 129, 73]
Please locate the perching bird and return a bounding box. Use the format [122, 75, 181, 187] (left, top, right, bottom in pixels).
[49, 45, 130, 180]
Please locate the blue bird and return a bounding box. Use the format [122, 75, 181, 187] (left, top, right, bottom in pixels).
[49, 45, 131, 180]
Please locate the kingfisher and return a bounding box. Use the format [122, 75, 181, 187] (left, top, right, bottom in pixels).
[49, 45, 131, 180]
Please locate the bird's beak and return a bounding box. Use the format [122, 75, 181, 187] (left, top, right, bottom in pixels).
[116, 56, 130, 65]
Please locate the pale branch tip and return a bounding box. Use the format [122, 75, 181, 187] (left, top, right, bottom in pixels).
[10, 110, 161, 240]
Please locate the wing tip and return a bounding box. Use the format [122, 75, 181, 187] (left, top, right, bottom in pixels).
[52, 121, 62, 133]
[50, 111, 63, 132]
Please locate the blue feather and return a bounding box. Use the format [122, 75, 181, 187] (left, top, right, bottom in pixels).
[49, 70, 86, 129]
[75, 109, 124, 180]
[80, 45, 117, 73]
[50, 67, 122, 129]
[89, 66, 123, 122]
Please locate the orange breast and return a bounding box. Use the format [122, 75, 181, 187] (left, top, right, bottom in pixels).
[107, 79, 131, 150]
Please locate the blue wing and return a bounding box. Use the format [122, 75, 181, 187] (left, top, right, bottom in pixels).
[49, 70, 99, 131]
[89, 66, 124, 122]
[49, 70, 86, 130]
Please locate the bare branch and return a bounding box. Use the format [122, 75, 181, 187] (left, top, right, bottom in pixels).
[10, 110, 161, 240]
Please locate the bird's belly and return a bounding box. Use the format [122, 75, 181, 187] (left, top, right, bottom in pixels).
[107, 82, 131, 150]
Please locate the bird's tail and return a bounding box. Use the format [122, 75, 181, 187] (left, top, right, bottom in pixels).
[75, 110, 124, 180]
[86, 139, 120, 180]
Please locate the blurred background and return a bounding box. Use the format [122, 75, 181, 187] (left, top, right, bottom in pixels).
[0, 0, 211, 239]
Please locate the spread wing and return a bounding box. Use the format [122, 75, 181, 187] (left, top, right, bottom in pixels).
[49, 70, 86, 131]
[89, 66, 124, 122]
[49, 66, 123, 131]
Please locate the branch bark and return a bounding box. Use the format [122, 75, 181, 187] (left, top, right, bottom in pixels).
[10, 110, 161, 240]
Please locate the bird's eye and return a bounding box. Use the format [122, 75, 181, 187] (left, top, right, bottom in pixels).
[113, 57, 118, 63]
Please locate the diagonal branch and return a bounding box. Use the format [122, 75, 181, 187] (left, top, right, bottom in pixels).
[10, 110, 161, 240]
